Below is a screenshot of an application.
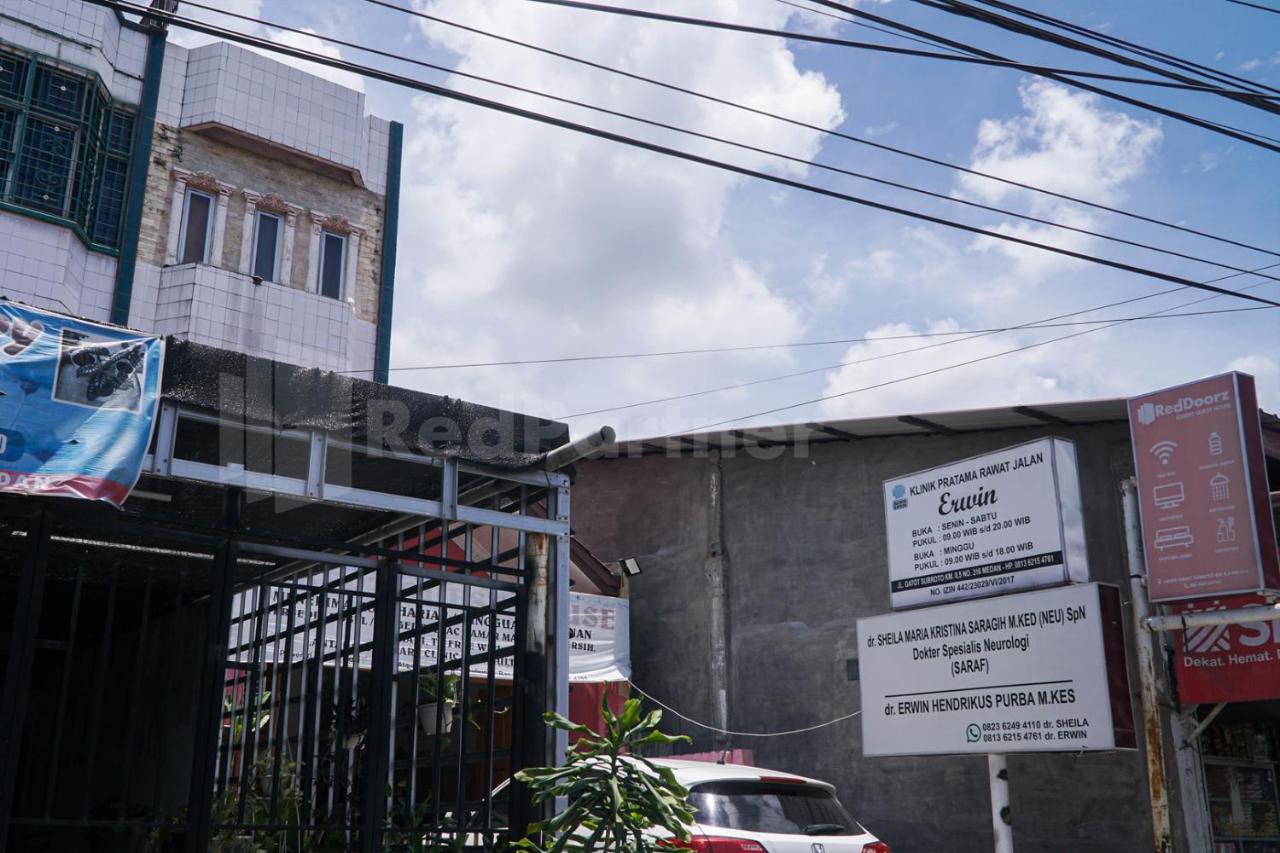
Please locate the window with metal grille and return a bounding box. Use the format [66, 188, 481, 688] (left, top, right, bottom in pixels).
[0, 46, 135, 251]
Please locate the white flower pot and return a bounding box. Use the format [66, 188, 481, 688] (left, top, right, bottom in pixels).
[418, 702, 454, 735]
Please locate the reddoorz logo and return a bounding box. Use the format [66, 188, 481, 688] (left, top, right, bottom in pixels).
[1136, 390, 1232, 426]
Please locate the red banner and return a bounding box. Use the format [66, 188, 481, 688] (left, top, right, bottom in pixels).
[1173, 594, 1280, 704]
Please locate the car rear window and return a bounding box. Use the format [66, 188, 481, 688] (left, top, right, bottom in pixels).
[686, 781, 862, 836]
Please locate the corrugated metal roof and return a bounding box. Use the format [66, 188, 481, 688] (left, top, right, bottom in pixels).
[608, 398, 1280, 456]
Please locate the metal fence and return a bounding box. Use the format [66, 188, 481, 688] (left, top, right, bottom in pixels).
[0, 459, 567, 852]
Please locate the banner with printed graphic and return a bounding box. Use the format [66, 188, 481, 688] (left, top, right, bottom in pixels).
[0, 302, 165, 508]
[1174, 594, 1280, 703]
[229, 582, 630, 683]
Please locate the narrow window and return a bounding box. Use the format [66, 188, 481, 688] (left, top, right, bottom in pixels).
[319, 230, 346, 299]
[252, 210, 281, 281]
[178, 189, 213, 265]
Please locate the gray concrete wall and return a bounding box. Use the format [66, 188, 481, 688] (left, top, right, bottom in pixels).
[573, 421, 1183, 853]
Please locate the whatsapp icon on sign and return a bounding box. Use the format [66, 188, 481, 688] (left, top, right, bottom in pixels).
[966, 724, 982, 743]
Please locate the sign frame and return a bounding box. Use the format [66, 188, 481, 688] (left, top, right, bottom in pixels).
[858, 582, 1136, 757]
[882, 436, 1089, 610]
[1128, 372, 1280, 603]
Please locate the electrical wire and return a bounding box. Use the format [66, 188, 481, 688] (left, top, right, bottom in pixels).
[364, 0, 1280, 260]
[171, 0, 1279, 284]
[521, 0, 1275, 99]
[91, 0, 1280, 307]
[628, 681, 861, 737]
[556, 303, 1276, 421]
[956, 0, 1280, 96]
[1225, 0, 1280, 15]
[354, 305, 1278, 375]
[524, 0, 1280, 152]
[680, 278, 1277, 433]
[774, 0, 973, 55]
[798, 0, 1280, 143]
[896, 0, 1280, 113]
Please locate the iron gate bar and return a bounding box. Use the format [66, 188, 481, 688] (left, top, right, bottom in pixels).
[80, 563, 119, 818]
[361, 559, 397, 852]
[41, 563, 84, 819]
[0, 507, 50, 853]
[117, 568, 156, 824]
[187, 488, 243, 853]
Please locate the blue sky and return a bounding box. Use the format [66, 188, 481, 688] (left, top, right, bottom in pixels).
[179, 0, 1279, 437]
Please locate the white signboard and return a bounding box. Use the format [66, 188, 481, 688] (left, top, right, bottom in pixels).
[883, 437, 1089, 609]
[858, 583, 1135, 756]
[230, 580, 630, 683]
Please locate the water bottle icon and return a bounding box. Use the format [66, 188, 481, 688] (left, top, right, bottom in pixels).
[1209, 432, 1223, 456]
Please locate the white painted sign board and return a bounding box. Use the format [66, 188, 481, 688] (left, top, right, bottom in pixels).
[883, 437, 1089, 609]
[858, 583, 1135, 756]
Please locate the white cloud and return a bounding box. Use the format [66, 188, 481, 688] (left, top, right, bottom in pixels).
[389, 0, 843, 437]
[268, 29, 366, 92]
[1227, 355, 1280, 413]
[864, 120, 899, 138]
[815, 320, 1118, 421]
[166, 0, 263, 48]
[954, 79, 1161, 282]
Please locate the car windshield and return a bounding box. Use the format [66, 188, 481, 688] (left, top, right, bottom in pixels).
[686, 781, 862, 836]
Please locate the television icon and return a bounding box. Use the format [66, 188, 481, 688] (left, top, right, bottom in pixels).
[1153, 482, 1185, 510]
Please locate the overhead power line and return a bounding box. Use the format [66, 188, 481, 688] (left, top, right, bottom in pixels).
[365, 0, 1280, 260]
[896, 0, 1280, 113]
[1225, 0, 1280, 15]
[774, 0, 972, 55]
[370, 304, 1273, 376]
[799, 0, 1280, 142]
[557, 302, 1275, 421]
[524, 0, 1280, 152]
[174, 0, 1280, 284]
[678, 277, 1276, 433]
[956, 0, 1280, 96]
[91, 0, 1280, 308]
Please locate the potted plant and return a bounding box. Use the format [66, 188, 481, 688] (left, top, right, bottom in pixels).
[417, 672, 460, 735]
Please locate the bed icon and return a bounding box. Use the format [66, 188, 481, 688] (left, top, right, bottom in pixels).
[1154, 526, 1194, 551]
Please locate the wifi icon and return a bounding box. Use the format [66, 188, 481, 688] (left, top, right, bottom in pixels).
[1150, 440, 1178, 465]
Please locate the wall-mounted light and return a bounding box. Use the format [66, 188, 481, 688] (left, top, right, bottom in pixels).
[620, 557, 642, 577]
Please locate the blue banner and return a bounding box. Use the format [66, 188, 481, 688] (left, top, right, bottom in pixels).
[0, 302, 165, 507]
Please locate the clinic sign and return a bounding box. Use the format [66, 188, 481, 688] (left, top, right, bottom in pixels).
[1129, 372, 1280, 602]
[858, 583, 1136, 756]
[883, 437, 1089, 609]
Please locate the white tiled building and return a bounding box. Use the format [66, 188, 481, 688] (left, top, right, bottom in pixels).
[0, 1, 401, 378]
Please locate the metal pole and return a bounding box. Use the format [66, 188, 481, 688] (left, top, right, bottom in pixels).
[1147, 604, 1280, 632]
[987, 753, 1012, 853]
[1122, 478, 1174, 853]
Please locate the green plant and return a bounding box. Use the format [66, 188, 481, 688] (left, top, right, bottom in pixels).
[419, 672, 482, 731]
[513, 697, 695, 853]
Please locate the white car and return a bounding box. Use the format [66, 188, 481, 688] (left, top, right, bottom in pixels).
[472, 758, 889, 853]
[657, 758, 889, 853]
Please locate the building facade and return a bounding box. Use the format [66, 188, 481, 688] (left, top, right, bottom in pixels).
[572, 402, 1280, 853]
[0, 1, 400, 377]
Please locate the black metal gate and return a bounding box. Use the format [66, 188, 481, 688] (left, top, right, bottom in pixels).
[0, 479, 556, 853]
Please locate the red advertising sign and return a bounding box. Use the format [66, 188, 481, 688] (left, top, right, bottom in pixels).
[1129, 372, 1280, 602]
[1173, 595, 1280, 704]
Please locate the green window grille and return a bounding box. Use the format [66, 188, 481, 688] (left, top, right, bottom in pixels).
[0, 45, 135, 251]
